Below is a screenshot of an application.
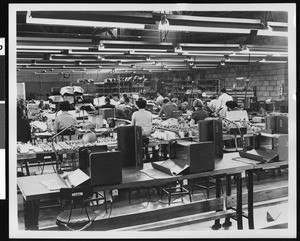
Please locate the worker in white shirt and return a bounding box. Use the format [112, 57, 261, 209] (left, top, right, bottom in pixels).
[156, 92, 164, 107]
[207, 95, 219, 113]
[216, 88, 233, 117]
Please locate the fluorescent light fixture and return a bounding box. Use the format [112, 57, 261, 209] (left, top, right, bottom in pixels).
[99, 47, 169, 52]
[174, 44, 183, 53]
[69, 50, 127, 55]
[18, 49, 62, 53]
[26, 11, 146, 30]
[240, 46, 249, 52]
[18, 45, 90, 50]
[166, 14, 262, 24]
[17, 57, 44, 61]
[257, 28, 288, 37]
[194, 64, 219, 67]
[159, 24, 251, 34]
[130, 52, 178, 56]
[181, 52, 225, 57]
[182, 50, 237, 54]
[192, 66, 217, 69]
[243, 51, 288, 55]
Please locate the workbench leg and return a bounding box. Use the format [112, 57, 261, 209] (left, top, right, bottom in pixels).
[222, 174, 232, 228]
[25, 162, 30, 176]
[236, 173, 243, 230]
[211, 175, 222, 230]
[161, 144, 168, 160]
[247, 170, 254, 229]
[23, 199, 40, 230]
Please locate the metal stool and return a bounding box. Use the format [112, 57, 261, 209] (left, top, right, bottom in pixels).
[192, 176, 224, 199]
[161, 180, 192, 205]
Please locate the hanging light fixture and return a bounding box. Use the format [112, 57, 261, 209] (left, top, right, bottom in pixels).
[158, 12, 169, 30]
[174, 44, 183, 53]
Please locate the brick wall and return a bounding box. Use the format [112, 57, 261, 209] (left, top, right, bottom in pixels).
[204, 63, 288, 101]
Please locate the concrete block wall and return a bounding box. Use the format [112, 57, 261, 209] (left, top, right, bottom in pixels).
[204, 63, 288, 101]
[17, 62, 288, 102]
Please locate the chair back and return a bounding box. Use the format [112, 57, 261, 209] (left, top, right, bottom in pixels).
[58, 128, 76, 141]
[57, 186, 96, 231]
[60, 186, 94, 202]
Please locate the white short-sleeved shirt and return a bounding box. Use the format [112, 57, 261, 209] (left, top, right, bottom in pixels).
[131, 109, 153, 137]
[216, 93, 233, 112]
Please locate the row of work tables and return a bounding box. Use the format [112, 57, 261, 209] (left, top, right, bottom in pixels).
[17, 152, 288, 231]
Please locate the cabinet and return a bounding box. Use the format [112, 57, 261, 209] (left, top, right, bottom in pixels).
[255, 132, 288, 161]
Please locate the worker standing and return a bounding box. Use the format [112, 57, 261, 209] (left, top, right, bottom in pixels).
[216, 88, 233, 117]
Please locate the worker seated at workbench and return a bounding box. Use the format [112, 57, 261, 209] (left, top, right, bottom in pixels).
[189, 99, 209, 126]
[131, 98, 153, 147]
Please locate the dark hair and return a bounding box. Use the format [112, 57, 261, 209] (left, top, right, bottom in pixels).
[136, 98, 147, 109]
[17, 106, 24, 118]
[226, 100, 238, 109]
[105, 97, 111, 103]
[221, 88, 227, 93]
[163, 97, 170, 103]
[124, 97, 130, 103]
[59, 101, 71, 111]
[123, 94, 128, 98]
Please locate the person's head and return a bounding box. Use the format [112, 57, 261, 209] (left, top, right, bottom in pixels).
[136, 98, 147, 109]
[226, 100, 238, 110]
[220, 88, 227, 94]
[123, 93, 128, 98]
[76, 96, 83, 103]
[105, 97, 111, 103]
[124, 97, 130, 104]
[163, 97, 170, 104]
[63, 94, 75, 104]
[82, 131, 97, 144]
[59, 101, 71, 111]
[193, 99, 203, 109]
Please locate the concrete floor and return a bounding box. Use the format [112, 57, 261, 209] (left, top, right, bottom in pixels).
[16, 165, 289, 236]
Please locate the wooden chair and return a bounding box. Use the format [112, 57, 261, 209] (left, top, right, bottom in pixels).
[56, 186, 98, 231]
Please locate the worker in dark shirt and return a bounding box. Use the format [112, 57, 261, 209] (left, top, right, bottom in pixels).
[100, 97, 116, 109]
[158, 97, 178, 119]
[190, 99, 209, 126]
[17, 106, 32, 143]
